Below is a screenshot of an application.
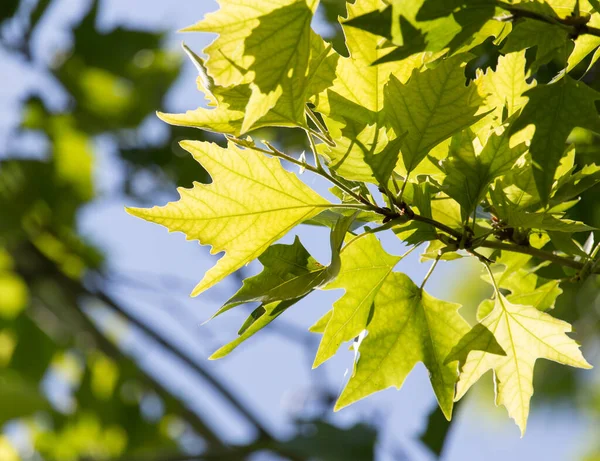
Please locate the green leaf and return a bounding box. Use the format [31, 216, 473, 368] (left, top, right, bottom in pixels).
[380, 0, 504, 58]
[314, 234, 401, 367]
[183, 0, 325, 132]
[551, 163, 600, 204]
[566, 1, 600, 72]
[216, 213, 356, 315]
[475, 51, 535, 125]
[127, 141, 330, 296]
[502, 16, 571, 72]
[448, 293, 592, 435]
[221, 236, 327, 309]
[483, 251, 563, 313]
[157, 44, 249, 135]
[442, 124, 527, 220]
[209, 298, 301, 359]
[510, 76, 600, 203]
[309, 310, 332, 334]
[335, 272, 470, 420]
[393, 181, 438, 245]
[384, 54, 487, 174]
[492, 191, 595, 232]
[312, 0, 436, 183]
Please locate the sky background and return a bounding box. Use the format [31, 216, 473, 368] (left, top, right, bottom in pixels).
[0, 0, 596, 459]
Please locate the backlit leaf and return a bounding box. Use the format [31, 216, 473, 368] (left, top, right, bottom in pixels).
[449, 293, 592, 435]
[127, 141, 331, 295]
[335, 272, 470, 420]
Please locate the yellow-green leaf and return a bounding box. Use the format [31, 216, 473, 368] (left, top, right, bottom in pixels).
[449, 293, 592, 435]
[335, 272, 470, 420]
[127, 141, 330, 296]
[313, 234, 401, 367]
[384, 54, 487, 174]
[312, 0, 440, 183]
[510, 76, 600, 203]
[183, 0, 322, 132]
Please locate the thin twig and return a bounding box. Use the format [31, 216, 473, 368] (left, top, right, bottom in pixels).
[420, 254, 441, 290]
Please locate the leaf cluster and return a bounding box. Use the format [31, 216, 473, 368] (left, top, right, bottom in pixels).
[131, 0, 600, 435]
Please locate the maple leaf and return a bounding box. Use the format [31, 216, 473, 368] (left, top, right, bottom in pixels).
[209, 214, 355, 358]
[127, 141, 331, 296]
[210, 298, 301, 360]
[443, 124, 527, 221]
[510, 76, 600, 203]
[313, 233, 401, 367]
[312, 0, 440, 184]
[384, 54, 487, 175]
[448, 291, 592, 435]
[475, 50, 535, 125]
[157, 44, 248, 135]
[182, 0, 328, 132]
[502, 19, 570, 72]
[335, 272, 470, 420]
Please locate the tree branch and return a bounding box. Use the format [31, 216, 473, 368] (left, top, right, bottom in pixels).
[496, 1, 600, 38]
[87, 282, 274, 440]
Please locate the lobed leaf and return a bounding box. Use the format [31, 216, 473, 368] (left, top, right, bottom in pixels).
[127, 141, 331, 296]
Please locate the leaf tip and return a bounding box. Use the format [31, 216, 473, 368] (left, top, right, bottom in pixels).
[125, 206, 148, 220]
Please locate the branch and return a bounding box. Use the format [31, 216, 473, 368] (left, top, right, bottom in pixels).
[496, 1, 600, 38]
[87, 283, 274, 440]
[228, 136, 600, 276]
[477, 239, 599, 272]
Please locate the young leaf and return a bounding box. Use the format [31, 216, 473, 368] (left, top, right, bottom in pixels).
[510, 76, 600, 204]
[210, 298, 302, 359]
[157, 45, 250, 135]
[335, 272, 470, 420]
[216, 213, 356, 315]
[314, 234, 401, 367]
[218, 236, 326, 310]
[384, 54, 487, 174]
[448, 293, 592, 435]
[127, 141, 330, 296]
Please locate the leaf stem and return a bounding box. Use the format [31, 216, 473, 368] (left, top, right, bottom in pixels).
[482, 260, 501, 296]
[305, 105, 335, 146]
[305, 129, 323, 171]
[420, 254, 441, 290]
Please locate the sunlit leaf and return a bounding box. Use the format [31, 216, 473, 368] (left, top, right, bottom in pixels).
[127, 141, 331, 295]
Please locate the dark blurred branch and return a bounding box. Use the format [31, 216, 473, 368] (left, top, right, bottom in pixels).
[86, 283, 274, 440]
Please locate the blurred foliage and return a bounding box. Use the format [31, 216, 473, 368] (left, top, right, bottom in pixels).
[0, 0, 379, 460]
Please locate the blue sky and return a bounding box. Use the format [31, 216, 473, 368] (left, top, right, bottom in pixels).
[1, 0, 595, 459]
